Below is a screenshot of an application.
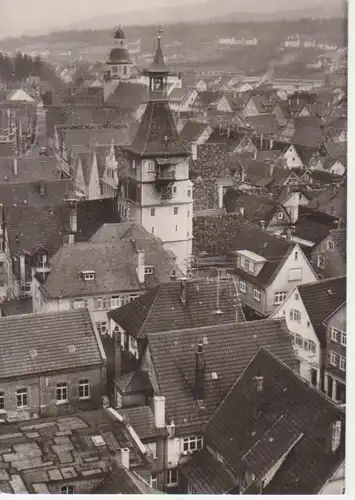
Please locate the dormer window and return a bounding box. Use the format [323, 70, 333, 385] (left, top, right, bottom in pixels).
[82, 270, 96, 281]
[145, 266, 154, 275]
[331, 420, 342, 452]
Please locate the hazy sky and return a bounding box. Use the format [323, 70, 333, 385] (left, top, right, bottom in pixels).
[0, 0, 201, 38]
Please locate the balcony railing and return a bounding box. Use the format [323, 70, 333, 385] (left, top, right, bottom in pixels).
[155, 170, 175, 182]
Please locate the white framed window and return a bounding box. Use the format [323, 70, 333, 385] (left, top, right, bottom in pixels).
[295, 333, 303, 347]
[288, 268, 303, 281]
[167, 468, 179, 487]
[96, 322, 108, 335]
[341, 331, 346, 346]
[253, 287, 261, 302]
[82, 271, 95, 281]
[60, 485, 74, 494]
[78, 379, 90, 400]
[340, 356, 346, 371]
[145, 266, 154, 275]
[290, 309, 301, 322]
[0, 390, 4, 410]
[129, 294, 139, 301]
[146, 161, 155, 173]
[69, 298, 88, 310]
[16, 388, 28, 408]
[274, 291, 287, 305]
[317, 253, 325, 269]
[331, 327, 346, 346]
[56, 383, 68, 403]
[150, 473, 157, 489]
[277, 211, 283, 219]
[94, 296, 111, 310]
[174, 207, 178, 215]
[151, 208, 155, 216]
[183, 436, 203, 453]
[330, 351, 340, 367]
[111, 295, 122, 309]
[327, 240, 335, 252]
[307, 340, 316, 353]
[239, 280, 247, 293]
[332, 421, 342, 452]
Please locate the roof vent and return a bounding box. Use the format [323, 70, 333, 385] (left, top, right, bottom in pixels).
[202, 335, 209, 345]
[327, 289, 333, 296]
[211, 372, 218, 380]
[92, 435, 106, 447]
[213, 309, 223, 315]
[29, 349, 37, 358]
[68, 345, 76, 353]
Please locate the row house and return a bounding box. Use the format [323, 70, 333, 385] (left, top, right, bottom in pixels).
[311, 228, 346, 279]
[32, 222, 181, 337]
[0, 308, 106, 421]
[271, 276, 346, 400]
[140, 318, 297, 492]
[180, 348, 345, 495]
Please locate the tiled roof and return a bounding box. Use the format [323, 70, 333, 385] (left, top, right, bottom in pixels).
[105, 82, 148, 109]
[125, 101, 190, 157]
[0, 408, 149, 494]
[291, 126, 324, 148]
[223, 190, 285, 225]
[181, 448, 238, 493]
[119, 406, 166, 441]
[298, 276, 346, 346]
[308, 185, 346, 220]
[4, 202, 71, 259]
[200, 348, 344, 494]
[245, 114, 279, 135]
[60, 127, 132, 151]
[324, 141, 347, 158]
[0, 309, 104, 379]
[63, 107, 124, 127]
[146, 318, 297, 434]
[0, 179, 73, 207]
[305, 169, 344, 185]
[109, 276, 245, 339]
[0, 156, 60, 183]
[75, 198, 121, 242]
[41, 241, 142, 298]
[116, 370, 153, 395]
[193, 213, 294, 287]
[179, 120, 208, 142]
[330, 228, 346, 257]
[0, 297, 33, 316]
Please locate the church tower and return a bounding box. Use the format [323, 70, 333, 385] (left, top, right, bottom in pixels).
[118, 30, 193, 274]
[105, 26, 132, 81]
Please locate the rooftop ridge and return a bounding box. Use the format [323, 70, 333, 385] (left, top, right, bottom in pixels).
[298, 275, 346, 289]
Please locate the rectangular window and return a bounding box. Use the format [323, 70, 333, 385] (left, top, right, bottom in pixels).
[239, 280, 247, 293]
[111, 296, 121, 309]
[69, 298, 88, 310]
[16, 388, 28, 408]
[274, 291, 287, 305]
[341, 331, 346, 346]
[253, 287, 261, 302]
[187, 483, 195, 494]
[0, 390, 4, 410]
[94, 296, 111, 310]
[152, 226, 154, 234]
[183, 436, 203, 453]
[167, 468, 179, 487]
[78, 379, 90, 400]
[173, 186, 177, 193]
[56, 383, 68, 402]
[340, 356, 346, 371]
[96, 322, 108, 335]
[144, 266, 154, 275]
[307, 340, 316, 353]
[294, 251, 298, 260]
[0, 262, 4, 286]
[288, 268, 303, 281]
[187, 189, 191, 197]
[290, 309, 301, 322]
[60, 485, 74, 494]
[317, 253, 325, 269]
[330, 351, 340, 367]
[295, 333, 303, 347]
[327, 240, 335, 251]
[146, 161, 155, 173]
[151, 208, 155, 216]
[277, 211, 283, 219]
[174, 207, 178, 215]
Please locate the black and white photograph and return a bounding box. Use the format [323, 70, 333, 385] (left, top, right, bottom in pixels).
[0, 0, 349, 495]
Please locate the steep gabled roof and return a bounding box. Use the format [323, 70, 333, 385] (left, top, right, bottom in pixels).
[197, 348, 345, 495]
[179, 120, 209, 142]
[109, 276, 245, 339]
[125, 100, 190, 157]
[0, 309, 104, 379]
[330, 228, 346, 257]
[298, 276, 346, 345]
[147, 318, 297, 434]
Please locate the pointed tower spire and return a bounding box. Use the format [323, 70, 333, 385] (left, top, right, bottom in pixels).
[146, 28, 169, 100]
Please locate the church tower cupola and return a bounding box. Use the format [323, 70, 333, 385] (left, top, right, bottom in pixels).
[145, 29, 169, 100]
[105, 26, 132, 81]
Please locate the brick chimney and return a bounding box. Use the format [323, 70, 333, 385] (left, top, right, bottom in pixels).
[13, 157, 18, 176]
[195, 342, 205, 401]
[120, 448, 130, 469]
[180, 277, 187, 304]
[153, 395, 166, 429]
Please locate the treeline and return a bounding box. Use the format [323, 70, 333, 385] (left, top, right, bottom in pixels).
[0, 52, 43, 83]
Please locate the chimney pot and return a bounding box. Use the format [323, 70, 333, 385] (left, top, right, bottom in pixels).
[195, 342, 205, 401]
[153, 395, 166, 429]
[120, 447, 130, 469]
